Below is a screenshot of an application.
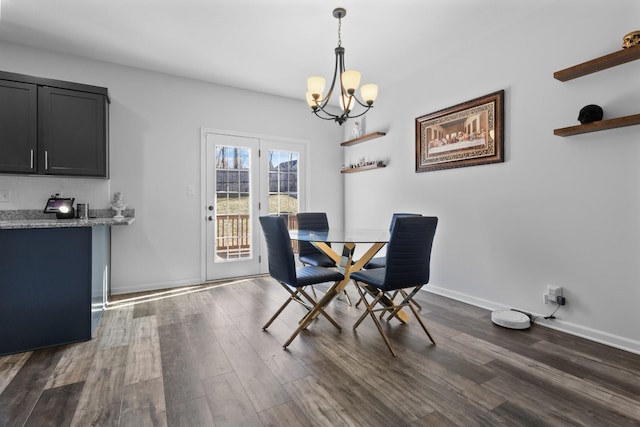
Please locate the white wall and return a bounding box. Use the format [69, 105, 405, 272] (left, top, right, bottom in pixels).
[0, 41, 344, 294]
[343, 0, 640, 353]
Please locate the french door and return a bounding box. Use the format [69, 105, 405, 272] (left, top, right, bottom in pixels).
[203, 131, 305, 281]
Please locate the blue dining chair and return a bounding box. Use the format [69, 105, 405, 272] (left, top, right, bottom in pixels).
[296, 212, 335, 267]
[359, 213, 423, 311]
[259, 215, 345, 349]
[350, 216, 438, 357]
[363, 213, 422, 270]
[296, 212, 352, 305]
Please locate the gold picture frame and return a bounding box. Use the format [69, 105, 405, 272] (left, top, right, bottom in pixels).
[416, 90, 504, 172]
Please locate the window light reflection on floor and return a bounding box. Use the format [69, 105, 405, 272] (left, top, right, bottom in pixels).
[105, 277, 258, 310]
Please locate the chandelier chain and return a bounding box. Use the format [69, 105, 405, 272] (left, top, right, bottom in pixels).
[337, 16, 342, 47]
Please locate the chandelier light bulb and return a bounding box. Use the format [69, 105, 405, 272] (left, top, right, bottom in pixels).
[360, 84, 378, 105]
[340, 95, 354, 112]
[341, 70, 361, 94]
[307, 76, 325, 99]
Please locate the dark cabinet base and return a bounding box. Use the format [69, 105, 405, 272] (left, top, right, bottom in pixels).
[0, 226, 109, 355]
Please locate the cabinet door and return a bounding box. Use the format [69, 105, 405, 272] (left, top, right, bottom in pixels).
[38, 87, 107, 177]
[0, 80, 37, 173]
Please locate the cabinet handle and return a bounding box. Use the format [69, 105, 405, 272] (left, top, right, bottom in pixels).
[45, 151, 48, 170]
[30, 150, 34, 169]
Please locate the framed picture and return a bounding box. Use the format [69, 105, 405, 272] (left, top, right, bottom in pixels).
[415, 90, 504, 172]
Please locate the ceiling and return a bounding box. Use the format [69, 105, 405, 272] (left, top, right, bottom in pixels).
[0, 0, 554, 102]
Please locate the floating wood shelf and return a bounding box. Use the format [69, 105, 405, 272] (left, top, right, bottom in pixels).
[341, 163, 386, 173]
[554, 113, 640, 137]
[554, 45, 640, 81]
[340, 131, 386, 146]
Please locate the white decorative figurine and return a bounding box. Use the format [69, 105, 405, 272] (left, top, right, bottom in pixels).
[351, 121, 362, 139]
[111, 192, 127, 220]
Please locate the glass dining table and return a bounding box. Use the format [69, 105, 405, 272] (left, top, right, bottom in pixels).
[290, 228, 389, 275]
[287, 228, 409, 339]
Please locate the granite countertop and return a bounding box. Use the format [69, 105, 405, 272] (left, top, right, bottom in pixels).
[0, 217, 135, 230]
[0, 209, 135, 230]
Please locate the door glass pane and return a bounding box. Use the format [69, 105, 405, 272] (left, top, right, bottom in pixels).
[215, 145, 251, 261]
[268, 150, 299, 231]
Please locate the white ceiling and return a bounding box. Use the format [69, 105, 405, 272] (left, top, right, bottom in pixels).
[0, 0, 554, 101]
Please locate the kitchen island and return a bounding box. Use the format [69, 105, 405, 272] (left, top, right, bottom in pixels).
[0, 214, 134, 355]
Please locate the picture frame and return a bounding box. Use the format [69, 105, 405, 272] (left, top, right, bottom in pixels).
[415, 90, 504, 173]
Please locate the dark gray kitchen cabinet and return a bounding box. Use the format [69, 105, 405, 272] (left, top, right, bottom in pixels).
[0, 71, 109, 178]
[0, 80, 38, 173]
[38, 87, 107, 176]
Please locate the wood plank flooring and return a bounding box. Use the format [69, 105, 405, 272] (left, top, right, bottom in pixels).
[1, 276, 639, 426]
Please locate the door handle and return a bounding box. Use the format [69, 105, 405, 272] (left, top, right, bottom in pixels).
[208, 206, 214, 211]
[208, 216, 214, 221]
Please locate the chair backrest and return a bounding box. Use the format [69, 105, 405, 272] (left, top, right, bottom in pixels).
[296, 212, 330, 257]
[389, 213, 422, 232]
[383, 216, 438, 290]
[259, 216, 297, 286]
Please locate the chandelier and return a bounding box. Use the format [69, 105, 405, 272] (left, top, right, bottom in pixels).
[305, 8, 378, 125]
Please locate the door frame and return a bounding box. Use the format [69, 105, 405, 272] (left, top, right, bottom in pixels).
[200, 128, 310, 283]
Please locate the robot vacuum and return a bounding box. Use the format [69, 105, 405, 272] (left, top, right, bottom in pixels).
[491, 309, 532, 330]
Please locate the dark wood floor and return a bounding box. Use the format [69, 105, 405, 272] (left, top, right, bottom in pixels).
[1, 276, 639, 427]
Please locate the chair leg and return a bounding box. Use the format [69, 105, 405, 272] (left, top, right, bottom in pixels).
[342, 289, 352, 306]
[401, 289, 436, 345]
[380, 291, 398, 319]
[355, 295, 363, 308]
[353, 284, 383, 330]
[381, 291, 421, 320]
[298, 288, 341, 331]
[385, 286, 421, 322]
[352, 281, 397, 357]
[264, 284, 317, 330]
[263, 286, 300, 330]
[282, 281, 342, 349]
[379, 291, 403, 320]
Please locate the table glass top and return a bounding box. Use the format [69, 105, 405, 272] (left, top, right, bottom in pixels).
[290, 228, 389, 243]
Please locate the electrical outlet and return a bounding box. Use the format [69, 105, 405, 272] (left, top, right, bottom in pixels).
[0, 190, 10, 202]
[544, 285, 563, 304]
[548, 285, 562, 301]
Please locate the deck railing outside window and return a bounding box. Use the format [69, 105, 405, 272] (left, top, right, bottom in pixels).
[216, 213, 298, 258]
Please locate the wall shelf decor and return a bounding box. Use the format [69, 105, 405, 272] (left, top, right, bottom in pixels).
[553, 45, 640, 81]
[340, 131, 386, 147]
[340, 130, 387, 173]
[341, 163, 386, 173]
[554, 113, 640, 137]
[553, 46, 640, 136]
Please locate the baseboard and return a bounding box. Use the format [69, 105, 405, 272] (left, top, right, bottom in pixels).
[424, 285, 640, 356]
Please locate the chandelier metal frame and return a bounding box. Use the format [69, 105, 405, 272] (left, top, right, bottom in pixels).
[306, 8, 378, 125]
